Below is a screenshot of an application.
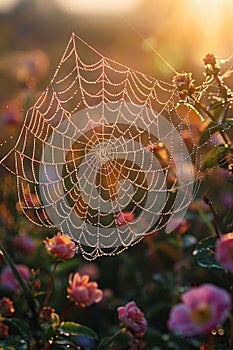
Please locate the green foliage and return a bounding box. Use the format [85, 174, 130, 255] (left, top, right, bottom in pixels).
[203, 145, 231, 171]
[194, 236, 224, 270]
[4, 318, 32, 341]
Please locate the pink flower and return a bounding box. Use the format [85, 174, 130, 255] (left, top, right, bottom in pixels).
[220, 192, 233, 207]
[2, 100, 23, 125]
[13, 234, 36, 255]
[67, 272, 103, 307]
[117, 301, 148, 337]
[116, 212, 135, 227]
[216, 232, 233, 272]
[45, 232, 76, 260]
[0, 265, 31, 292]
[168, 284, 232, 336]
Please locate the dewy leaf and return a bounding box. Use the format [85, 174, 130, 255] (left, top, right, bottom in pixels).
[203, 145, 228, 171]
[0, 337, 28, 350]
[5, 318, 32, 341]
[193, 236, 224, 270]
[42, 325, 56, 345]
[59, 322, 98, 340]
[200, 121, 221, 145]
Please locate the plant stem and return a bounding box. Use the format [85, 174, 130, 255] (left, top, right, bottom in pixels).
[192, 201, 216, 235]
[42, 302, 76, 350]
[43, 260, 59, 306]
[190, 96, 231, 145]
[0, 242, 31, 295]
[0, 241, 40, 327]
[98, 329, 124, 349]
[203, 195, 221, 239]
[60, 301, 75, 323]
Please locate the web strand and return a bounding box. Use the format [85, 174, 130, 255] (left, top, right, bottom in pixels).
[0, 33, 228, 260]
[120, 16, 178, 75]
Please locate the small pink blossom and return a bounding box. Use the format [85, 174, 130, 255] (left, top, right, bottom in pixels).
[117, 301, 148, 337]
[2, 100, 23, 125]
[216, 232, 233, 272]
[0, 265, 31, 292]
[13, 234, 36, 255]
[220, 192, 233, 207]
[45, 232, 76, 260]
[168, 284, 232, 336]
[116, 212, 135, 227]
[67, 272, 103, 307]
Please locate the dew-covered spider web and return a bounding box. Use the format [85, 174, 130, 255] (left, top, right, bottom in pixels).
[0, 33, 230, 259]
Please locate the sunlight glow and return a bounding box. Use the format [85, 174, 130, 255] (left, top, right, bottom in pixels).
[54, 0, 141, 15]
[185, 0, 233, 58]
[0, 0, 21, 13]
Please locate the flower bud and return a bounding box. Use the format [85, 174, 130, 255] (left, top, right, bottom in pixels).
[45, 232, 76, 260]
[0, 297, 15, 317]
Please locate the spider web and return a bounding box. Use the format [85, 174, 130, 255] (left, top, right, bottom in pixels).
[0, 33, 226, 260]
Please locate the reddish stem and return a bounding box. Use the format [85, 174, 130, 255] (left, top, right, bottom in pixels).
[43, 260, 59, 306]
[60, 301, 75, 323]
[203, 195, 221, 239]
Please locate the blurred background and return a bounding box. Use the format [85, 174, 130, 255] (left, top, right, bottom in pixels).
[0, 0, 233, 147]
[1, 0, 233, 96]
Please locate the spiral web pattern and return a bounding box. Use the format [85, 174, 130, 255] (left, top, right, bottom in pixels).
[0, 33, 210, 259]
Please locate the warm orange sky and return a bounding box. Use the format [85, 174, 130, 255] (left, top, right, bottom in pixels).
[0, 0, 233, 79]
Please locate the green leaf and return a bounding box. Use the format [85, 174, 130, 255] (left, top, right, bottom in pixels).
[200, 121, 220, 145]
[59, 321, 98, 340]
[0, 336, 28, 350]
[5, 318, 32, 341]
[203, 145, 229, 171]
[193, 236, 224, 270]
[42, 325, 56, 345]
[223, 118, 233, 127]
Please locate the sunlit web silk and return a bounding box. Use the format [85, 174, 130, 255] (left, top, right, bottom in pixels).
[0, 33, 212, 260]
